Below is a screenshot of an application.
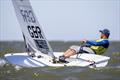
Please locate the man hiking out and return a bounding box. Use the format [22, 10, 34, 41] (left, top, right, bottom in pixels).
[59, 29, 110, 63]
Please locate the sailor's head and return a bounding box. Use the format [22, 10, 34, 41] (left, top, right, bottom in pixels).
[99, 29, 110, 39]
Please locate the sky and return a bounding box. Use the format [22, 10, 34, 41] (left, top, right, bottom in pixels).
[0, 0, 120, 41]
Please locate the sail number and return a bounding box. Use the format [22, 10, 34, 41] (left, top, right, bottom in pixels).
[28, 25, 44, 39]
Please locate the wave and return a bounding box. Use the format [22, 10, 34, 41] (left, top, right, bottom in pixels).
[0, 58, 7, 67]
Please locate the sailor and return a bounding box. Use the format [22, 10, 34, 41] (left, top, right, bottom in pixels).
[59, 29, 110, 63]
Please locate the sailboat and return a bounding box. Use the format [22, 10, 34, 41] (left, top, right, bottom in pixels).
[4, 0, 110, 68]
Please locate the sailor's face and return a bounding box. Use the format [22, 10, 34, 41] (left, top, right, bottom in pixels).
[100, 33, 104, 39]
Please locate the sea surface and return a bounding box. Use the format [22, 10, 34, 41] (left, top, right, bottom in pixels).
[0, 41, 120, 80]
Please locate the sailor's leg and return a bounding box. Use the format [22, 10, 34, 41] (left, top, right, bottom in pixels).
[64, 45, 80, 58]
[59, 45, 80, 62]
[64, 49, 72, 55]
[64, 49, 76, 58]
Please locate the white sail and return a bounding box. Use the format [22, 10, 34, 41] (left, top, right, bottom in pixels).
[12, 0, 54, 58]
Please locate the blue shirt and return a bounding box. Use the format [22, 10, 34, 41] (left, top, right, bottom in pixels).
[86, 39, 109, 48]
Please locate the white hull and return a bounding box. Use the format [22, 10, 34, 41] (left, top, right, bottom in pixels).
[4, 52, 110, 68]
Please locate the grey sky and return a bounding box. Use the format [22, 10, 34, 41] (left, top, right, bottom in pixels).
[0, 0, 120, 41]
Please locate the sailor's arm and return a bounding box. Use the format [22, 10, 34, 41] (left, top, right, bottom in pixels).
[85, 40, 106, 46]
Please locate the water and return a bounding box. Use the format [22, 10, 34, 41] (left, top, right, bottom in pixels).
[0, 41, 120, 80]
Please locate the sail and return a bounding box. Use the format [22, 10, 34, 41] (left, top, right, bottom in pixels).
[12, 0, 54, 58]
